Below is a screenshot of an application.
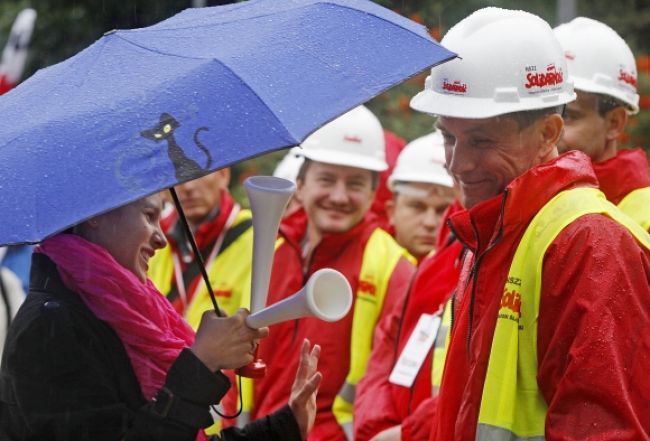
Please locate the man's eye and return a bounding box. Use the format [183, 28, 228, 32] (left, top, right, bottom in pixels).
[472, 138, 492, 147]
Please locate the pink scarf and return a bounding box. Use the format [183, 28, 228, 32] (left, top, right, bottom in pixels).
[37, 234, 195, 400]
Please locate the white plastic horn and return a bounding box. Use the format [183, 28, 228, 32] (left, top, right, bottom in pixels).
[245, 176, 296, 313]
[246, 268, 353, 329]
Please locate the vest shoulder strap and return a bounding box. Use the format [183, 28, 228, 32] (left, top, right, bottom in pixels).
[333, 228, 410, 429]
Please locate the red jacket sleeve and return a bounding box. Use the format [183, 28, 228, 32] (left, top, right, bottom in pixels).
[401, 396, 438, 441]
[538, 214, 650, 440]
[354, 257, 415, 441]
[354, 298, 404, 441]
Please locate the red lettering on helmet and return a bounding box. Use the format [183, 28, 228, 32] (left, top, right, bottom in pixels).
[344, 135, 362, 143]
[524, 64, 564, 89]
[358, 280, 376, 295]
[442, 79, 467, 93]
[618, 69, 637, 87]
[564, 51, 575, 61]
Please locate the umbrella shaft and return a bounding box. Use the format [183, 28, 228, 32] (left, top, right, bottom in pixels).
[169, 187, 222, 317]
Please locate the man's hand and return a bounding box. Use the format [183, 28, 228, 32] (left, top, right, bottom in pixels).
[370, 426, 402, 441]
[191, 308, 269, 372]
[288, 339, 322, 440]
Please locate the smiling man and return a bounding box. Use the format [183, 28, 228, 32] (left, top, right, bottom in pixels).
[554, 17, 650, 231]
[408, 7, 650, 441]
[228, 105, 415, 441]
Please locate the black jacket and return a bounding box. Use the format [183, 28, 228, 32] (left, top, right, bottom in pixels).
[0, 253, 300, 441]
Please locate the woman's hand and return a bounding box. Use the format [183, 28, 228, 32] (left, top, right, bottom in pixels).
[191, 308, 269, 372]
[288, 339, 322, 441]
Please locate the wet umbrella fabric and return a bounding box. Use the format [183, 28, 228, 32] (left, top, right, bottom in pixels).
[0, 0, 455, 245]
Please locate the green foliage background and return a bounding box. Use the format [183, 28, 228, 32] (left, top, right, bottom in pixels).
[1, 0, 648, 195]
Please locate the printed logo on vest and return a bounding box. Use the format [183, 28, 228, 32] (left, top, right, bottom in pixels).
[497, 286, 523, 328]
[215, 289, 232, 298]
[358, 279, 376, 295]
[357, 279, 377, 303]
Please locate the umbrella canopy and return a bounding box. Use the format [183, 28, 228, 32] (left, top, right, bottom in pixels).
[0, 0, 455, 245]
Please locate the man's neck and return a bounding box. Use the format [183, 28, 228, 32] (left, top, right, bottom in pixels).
[596, 140, 618, 162]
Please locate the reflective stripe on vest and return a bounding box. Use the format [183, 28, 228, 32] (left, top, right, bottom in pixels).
[477, 187, 650, 440]
[618, 186, 650, 231]
[431, 300, 452, 395]
[332, 228, 412, 437]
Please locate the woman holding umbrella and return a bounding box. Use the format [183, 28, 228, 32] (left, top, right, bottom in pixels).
[0, 193, 321, 441]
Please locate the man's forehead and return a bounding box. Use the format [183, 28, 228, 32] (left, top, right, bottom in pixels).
[310, 161, 372, 178]
[435, 116, 515, 133]
[395, 182, 452, 198]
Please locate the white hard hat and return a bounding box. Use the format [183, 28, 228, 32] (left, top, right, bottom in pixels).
[273, 147, 304, 183]
[411, 7, 576, 119]
[300, 105, 387, 171]
[554, 17, 639, 114]
[388, 131, 453, 189]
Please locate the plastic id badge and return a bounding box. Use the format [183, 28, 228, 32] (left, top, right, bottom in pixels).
[389, 313, 441, 387]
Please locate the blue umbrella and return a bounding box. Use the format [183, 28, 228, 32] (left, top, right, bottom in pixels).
[0, 0, 455, 246]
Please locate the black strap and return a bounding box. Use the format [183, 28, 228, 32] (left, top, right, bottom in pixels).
[167, 218, 253, 303]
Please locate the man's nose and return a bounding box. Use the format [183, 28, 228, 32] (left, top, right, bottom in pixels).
[422, 208, 440, 229]
[329, 180, 349, 203]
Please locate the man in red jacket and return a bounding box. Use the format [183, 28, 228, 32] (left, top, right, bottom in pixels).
[554, 18, 650, 231]
[384, 131, 455, 262]
[354, 132, 459, 441]
[408, 8, 650, 440]
[354, 200, 463, 441]
[236, 105, 415, 441]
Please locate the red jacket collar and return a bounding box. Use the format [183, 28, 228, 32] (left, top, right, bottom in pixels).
[279, 207, 378, 254]
[593, 148, 650, 204]
[448, 151, 599, 254]
[435, 199, 464, 251]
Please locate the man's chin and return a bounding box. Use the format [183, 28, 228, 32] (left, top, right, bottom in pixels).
[317, 219, 353, 235]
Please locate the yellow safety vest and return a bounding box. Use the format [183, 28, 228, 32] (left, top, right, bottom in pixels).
[148, 209, 254, 328]
[332, 228, 414, 439]
[477, 188, 650, 440]
[618, 186, 650, 231]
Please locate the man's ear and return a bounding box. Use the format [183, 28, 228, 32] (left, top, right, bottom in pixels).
[538, 113, 563, 160]
[217, 167, 231, 189]
[604, 106, 628, 142]
[385, 199, 396, 226]
[295, 178, 305, 204]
